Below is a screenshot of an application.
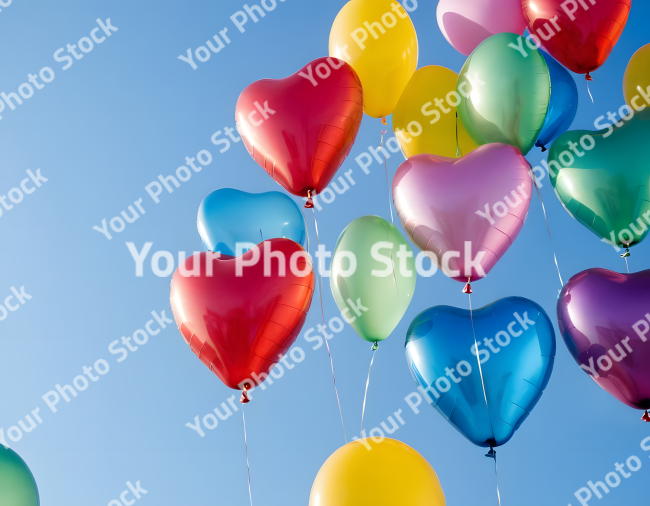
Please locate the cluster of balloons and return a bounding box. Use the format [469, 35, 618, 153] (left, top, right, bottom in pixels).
[167, 0, 650, 504]
[171, 189, 316, 401]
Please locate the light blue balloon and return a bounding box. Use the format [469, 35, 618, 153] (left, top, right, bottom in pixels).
[405, 297, 555, 449]
[197, 189, 307, 256]
[535, 50, 578, 152]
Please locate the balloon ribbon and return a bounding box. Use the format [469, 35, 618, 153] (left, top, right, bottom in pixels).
[455, 112, 461, 158]
[360, 343, 378, 437]
[586, 73, 594, 103]
[528, 164, 564, 288]
[485, 447, 503, 506]
[312, 208, 348, 443]
[242, 406, 253, 506]
[379, 130, 394, 224]
[621, 247, 630, 273]
[468, 290, 501, 506]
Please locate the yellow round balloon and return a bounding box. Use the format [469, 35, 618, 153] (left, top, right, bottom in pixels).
[393, 66, 479, 158]
[624, 43, 650, 118]
[329, 0, 418, 119]
[309, 438, 446, 506]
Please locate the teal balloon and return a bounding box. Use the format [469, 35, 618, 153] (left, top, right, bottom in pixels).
[330, 216, 416, 343]
[457, 32, 551, 155]
[0, 446, 39, 506]
[549, 116, 650, 248]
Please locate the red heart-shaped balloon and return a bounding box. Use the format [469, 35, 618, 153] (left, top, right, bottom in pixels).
[236, 57, 364, 198]
[170, 239, 315, 391]
[521, 0, 631, 76]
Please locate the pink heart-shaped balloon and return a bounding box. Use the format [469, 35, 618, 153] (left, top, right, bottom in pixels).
[392, 143, 532, 282]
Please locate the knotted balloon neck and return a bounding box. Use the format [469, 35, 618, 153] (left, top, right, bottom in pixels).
[642, 410, 650, 422]
[381, 117, 388, 126]
[371, 341, 379, 351]
[305, 189, 315, 209]
[585, 72, 594, 81]
[485, 447, 497, 459]
[535, 140, 547, 152]
[462, 277, 472, 294]
[240, 385, 251, 404]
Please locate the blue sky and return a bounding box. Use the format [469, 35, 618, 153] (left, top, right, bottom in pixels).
[1, 1, 649, 505]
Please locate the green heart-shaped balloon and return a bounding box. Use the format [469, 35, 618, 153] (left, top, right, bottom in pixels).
[0, 445, 39, 506]
[549, 116, 650, 249]
[330, 216, 416, 344]
[457, 33, 550, 156]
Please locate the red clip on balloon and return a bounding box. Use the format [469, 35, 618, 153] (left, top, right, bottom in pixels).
[236, 57, 364, 198]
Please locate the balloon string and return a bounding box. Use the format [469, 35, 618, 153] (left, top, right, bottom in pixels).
[455, 112, 461, 157]
[469, 293, 501, 505]
[587, 81, 594, 104]
[493, 452, 503, 506]
[468, 293, 495, 443]
[242, 406, 253, 506]
[360, 346, 377, 437]
[311, 208, 347, 444]
[379, 130, 394, 224]
[528, 165, 564, 287]
[301, 208, 310, 256]
[624, 255, 630, 273]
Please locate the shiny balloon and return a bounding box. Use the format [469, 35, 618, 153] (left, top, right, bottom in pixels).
[309, 438, 446, 506]
[330, 216, 416, 343]
[437, 0, 527, 56]
[535, 50, 578, 151]
[521, 0, 631, 77]
[392, 66, 479, 158]
[329, 0, 418, 118]
[623, 43, 650, 118]
[236, 57, 363, 198]
[170, 239, 315, 392]
[548, 116, 650, 249]
[197, 188, 306, 256]
[457, 33, 551, 155]
[558, 268, 650, 411]
[0, 446, 39, 506]
[392, 144, 532, 283]
[405, 297, 556, 448]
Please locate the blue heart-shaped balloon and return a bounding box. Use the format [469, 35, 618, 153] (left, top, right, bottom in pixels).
[405, 297, 556, 448]
[197, 189, 307, 256]
[535, 50, 578, 152]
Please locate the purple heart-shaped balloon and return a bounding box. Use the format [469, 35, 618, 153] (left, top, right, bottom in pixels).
[558, 268, 650, 411]
[392, 143, 532, 282]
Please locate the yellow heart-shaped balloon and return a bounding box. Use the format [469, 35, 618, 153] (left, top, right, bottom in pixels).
[393, 66, 479, 158]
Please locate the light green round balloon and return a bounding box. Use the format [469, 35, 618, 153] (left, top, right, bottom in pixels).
[457, 32, 551, 155]
[0, 445, 39, 506]
[330, 216, 416, 344]
[549, 116, 650, 249]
